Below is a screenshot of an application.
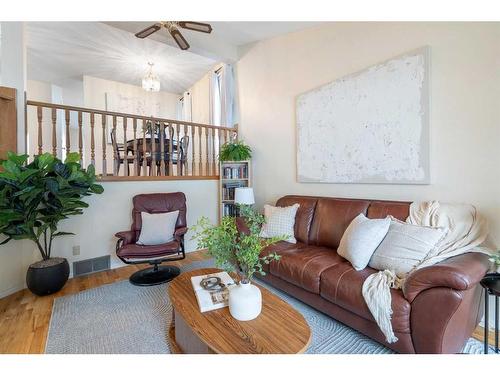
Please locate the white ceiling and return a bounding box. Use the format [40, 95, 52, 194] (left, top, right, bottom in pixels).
[26, 21, 320, 94]
[210, 21, 320, 46]
[26, 22, 216, 94]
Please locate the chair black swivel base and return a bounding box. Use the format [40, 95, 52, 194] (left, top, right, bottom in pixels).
[129, 264, 181, 286]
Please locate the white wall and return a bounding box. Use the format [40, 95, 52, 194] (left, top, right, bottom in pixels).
[0, 180, 218, 298]
[236, 22, 500, 245]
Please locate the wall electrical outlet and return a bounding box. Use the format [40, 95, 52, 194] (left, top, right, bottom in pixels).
[72, 245, 80, 256]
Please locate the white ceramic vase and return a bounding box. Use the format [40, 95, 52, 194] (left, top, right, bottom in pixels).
[228, 281, 262, 321]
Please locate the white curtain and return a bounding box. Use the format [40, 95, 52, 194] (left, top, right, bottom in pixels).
[208, 64, 235, 127]
[220, 64, 235, 128]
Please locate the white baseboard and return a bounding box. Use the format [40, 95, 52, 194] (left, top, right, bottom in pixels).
[0, 283, 25, 299]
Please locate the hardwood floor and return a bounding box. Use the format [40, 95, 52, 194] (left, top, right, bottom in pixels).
[0, 248, 492, 354]
[0, 250, 209, 354]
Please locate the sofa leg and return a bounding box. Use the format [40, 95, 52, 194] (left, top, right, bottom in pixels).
[129, 265, 180, 286]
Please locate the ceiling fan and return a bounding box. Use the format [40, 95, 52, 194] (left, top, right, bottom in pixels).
[135, 21, 213, 51]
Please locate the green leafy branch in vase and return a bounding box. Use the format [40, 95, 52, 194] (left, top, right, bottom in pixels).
[193, 205, 284, 283]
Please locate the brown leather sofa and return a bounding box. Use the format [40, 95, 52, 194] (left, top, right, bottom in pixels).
[256, 195, 490, 354]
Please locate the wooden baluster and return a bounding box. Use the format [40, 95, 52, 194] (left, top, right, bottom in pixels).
[142, 119, 147, 176]
[168, 123, 173, 176]
[151, 119, 156, 176]
[112, 116, 118, 176]
[176, 124, 181, 176]
[191, 125, 195, 176]
[51, 108, 57, 157]
[198, 126, 202, 176]
[36, 106, 43, 155]
[65, 109, 71, 155]
[78, 111, 83, 164]
[205, 127, 209, 176]
[133, 118, 138, 176]
[217, 127, 222, 176]
[211, 127, 216, 176]
[160, 122, 166, 176]
[123, 117, 128, 176]
[90, 113, 95, 166]
[182, 123, 187, 176]
[101, 115, 107, 176]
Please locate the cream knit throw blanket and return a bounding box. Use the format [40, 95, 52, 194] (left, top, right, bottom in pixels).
[362, 201, 490, 344]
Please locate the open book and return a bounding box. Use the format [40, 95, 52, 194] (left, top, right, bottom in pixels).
[191, 271, 235, 313]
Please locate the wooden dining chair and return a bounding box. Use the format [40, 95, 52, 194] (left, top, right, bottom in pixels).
[111, 129, 136, 176]
[179, 135, 189, 175]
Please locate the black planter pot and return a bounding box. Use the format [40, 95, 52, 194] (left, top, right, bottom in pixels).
[26, 257, 70, 296]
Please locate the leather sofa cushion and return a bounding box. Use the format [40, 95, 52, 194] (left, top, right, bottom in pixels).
[276, 196, 318, 244]
[320, 262, 411, 333]
[367, 201, 410, 221]
[270, 245, 347, 294]
[309, 198, 370, 248]
[260, 241, 307, 273]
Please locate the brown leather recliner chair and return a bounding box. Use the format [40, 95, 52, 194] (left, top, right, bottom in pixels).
[115, 192, 187, 286]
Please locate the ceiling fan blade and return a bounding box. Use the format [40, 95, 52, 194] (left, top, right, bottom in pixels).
[169, 28, 190, 50]
[135, 24, 161, 38]
[178, 21, 212, 34]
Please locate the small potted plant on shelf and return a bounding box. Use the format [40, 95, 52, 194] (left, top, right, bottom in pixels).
[0, 152, 104, 296]
[193, 206, 284, 321]
[219, 140, 252, 161]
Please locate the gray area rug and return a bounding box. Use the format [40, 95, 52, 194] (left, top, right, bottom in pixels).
[46, 259, 488, 354]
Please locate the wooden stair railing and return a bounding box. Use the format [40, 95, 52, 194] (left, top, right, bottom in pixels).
[25, 100, 238, 180]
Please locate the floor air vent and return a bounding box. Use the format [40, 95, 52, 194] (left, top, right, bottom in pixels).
[73, 255, 111, 277]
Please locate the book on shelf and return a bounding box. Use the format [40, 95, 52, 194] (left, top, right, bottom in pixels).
[222, 203, 240, 217]
[222, 181, 247, 200]
[222, 165, 248, 179]
[191, 271, 235, 312]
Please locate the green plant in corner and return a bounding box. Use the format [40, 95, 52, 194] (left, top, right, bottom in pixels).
[193, 205, 283, 283]
[218, 140, 252, 161]
[0, 152, 104, 260]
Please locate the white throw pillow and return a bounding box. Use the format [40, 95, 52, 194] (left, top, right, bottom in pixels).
[260, 204, 300, 243]
[137, 210, 179, 246]
[368, 217, 448, 276]
[337, 213, 391, 271]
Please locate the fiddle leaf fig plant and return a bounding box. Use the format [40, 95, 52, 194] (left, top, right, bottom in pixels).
[219, 140, 252, 161]
[193, 205, 283, 283]
[0, 152, 104, 260]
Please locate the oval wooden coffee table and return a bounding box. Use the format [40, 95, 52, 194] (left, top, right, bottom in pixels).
[168, 268, 311, 354]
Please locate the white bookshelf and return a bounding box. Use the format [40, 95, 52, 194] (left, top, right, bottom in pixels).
[219, 160, 252, 220]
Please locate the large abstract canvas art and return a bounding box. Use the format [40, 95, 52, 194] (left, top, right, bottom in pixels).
[296, 47, 430, 184]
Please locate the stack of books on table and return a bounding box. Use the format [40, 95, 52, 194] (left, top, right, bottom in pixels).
[190, 271, 234, 313]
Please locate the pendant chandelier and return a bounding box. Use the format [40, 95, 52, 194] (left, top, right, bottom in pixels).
[142, 62, 160, 92]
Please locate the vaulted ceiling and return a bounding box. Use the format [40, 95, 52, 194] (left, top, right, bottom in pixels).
[26, 21, 319, 94]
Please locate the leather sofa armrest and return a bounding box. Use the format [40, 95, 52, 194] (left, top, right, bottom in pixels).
[403, 252, 490, 303]
[174, 227, 188, 241]
[115, 230, 136, 246]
